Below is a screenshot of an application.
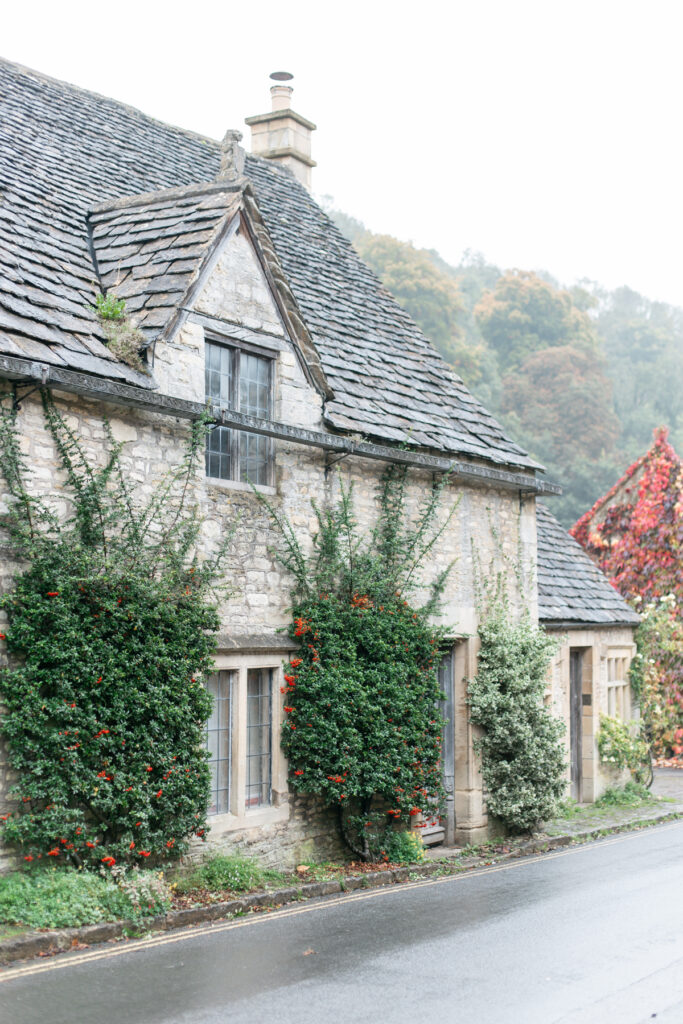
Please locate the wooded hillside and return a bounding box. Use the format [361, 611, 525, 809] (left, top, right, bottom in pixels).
[329, 206, 683, 526]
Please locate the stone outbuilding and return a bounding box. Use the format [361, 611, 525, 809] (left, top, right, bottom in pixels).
[536, 504, 640, 802]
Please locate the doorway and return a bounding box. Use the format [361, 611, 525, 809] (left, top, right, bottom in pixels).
[569, 649, 583, 801]
[438, 647, 456, 844]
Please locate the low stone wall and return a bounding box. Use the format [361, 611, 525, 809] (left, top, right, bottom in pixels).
[187, 794, 345, 870]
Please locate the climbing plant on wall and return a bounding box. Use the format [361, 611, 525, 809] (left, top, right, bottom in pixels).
[467, 602, 566, 832]
[262, 467, 458, 860]
[629, 594, 683, 758]
[0, 392, 230, 868]
[571, 427, 683, 604]
[572, 428, 683, 757]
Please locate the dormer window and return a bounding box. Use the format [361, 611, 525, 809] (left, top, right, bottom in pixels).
[205, 338, 273, 485]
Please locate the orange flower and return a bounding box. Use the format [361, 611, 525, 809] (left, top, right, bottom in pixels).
[86, 841, 96, 848]
[290, 658, 302, 668]
[139, 850, 151, 857]
[129, 841, 135, 850]
[294, 769, 304, 776]
[155, 789, 162, 798]
[47, 848, 60, 856]
[23, 855, 33, 862]
[101, 856, 116, 867]
[284, 706, 294, 713]
[46, 592, 59, 597]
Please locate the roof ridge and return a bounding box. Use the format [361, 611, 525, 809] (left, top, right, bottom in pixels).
[89, 179, 246, 218]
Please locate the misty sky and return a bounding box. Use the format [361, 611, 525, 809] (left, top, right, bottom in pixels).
[5, 0, 683, 306]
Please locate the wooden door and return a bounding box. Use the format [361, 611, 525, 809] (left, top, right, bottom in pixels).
[439, 648, 456, 844]
[570, 649, 583, 801]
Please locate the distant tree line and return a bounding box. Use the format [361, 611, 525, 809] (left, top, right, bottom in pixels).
[326, 202, 683, 526]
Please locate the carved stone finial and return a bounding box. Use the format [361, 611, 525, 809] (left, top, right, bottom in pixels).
[218, 129, 245, 181]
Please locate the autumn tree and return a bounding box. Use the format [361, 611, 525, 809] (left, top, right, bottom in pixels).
[572, 428, 683, 604]
[502, 343, 621, 523]
[572, 429, 683, 757]
[353, 233, 463, 364]
[593, 285, 683, 459]
[475, 270, 597, 373]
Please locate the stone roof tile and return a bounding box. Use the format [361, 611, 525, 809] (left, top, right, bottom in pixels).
[0, 57, 540, 470]
[536, 504, 639, 626]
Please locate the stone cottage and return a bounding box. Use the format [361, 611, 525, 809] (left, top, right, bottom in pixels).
[0, 58, 612, 867]
[536, 504, 640, 802]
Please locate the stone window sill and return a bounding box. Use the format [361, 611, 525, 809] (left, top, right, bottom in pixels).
[206, 803, 289, 834]
[206, 477, 276, 496]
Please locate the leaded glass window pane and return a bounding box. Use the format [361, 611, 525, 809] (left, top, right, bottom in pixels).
[239, 353, 271, 485]
[246, 668, 272, 809]
[205, 342, 234, 480]
[204, 341, 272, 484]
[206, 671, 234, 815]
[206, 425, 232, 480]
[205, 341, 232, 406]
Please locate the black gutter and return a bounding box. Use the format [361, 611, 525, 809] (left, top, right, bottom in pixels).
[0, 354, 561, 496]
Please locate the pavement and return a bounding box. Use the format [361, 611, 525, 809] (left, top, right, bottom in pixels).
[3, 814, 683, 1023]
[424, 767, 683, 859]
[1, 769, 682, 967]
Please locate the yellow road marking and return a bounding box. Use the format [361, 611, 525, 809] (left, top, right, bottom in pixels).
[2, 820, 681, 983]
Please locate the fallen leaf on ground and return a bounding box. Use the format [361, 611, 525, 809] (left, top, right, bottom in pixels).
[303, 948, 316, 956]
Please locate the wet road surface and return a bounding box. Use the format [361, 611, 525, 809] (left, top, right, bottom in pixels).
[3, 820, 683, 1024]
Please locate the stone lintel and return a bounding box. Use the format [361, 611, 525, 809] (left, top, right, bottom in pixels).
[216, 632, 296, 653]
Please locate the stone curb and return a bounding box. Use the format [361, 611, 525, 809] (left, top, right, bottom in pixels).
[2, 809, 682, 966]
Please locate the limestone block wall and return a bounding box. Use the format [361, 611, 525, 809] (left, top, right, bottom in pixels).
[0, 218, 539, 866]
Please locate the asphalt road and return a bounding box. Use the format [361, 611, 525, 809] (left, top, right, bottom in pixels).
[3, 821, 683, 1024]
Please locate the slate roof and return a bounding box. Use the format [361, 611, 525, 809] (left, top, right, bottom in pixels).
[536, 504, 640, 627]
[90, 184, 243, 342]
[0, 57, 538, 471]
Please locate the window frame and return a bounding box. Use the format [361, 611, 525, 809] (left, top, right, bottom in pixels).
[205, 669, 235, 816]
[203, 654, 288, 829]
[205, 334, 275, 487]
[606, 648, 632, 720]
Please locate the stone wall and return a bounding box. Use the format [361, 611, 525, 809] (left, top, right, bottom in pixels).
[195, 795, 345, 871]
[0, 216, 537, 868]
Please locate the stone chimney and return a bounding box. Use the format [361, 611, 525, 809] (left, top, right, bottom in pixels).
[245, 72, 316, 190]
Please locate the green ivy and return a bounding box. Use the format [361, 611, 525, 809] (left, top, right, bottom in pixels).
[0, 391, 231, 869]
[596, 714, 651, 780]
[262, 467, 458, 859]
[468, 607, 566, 832]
